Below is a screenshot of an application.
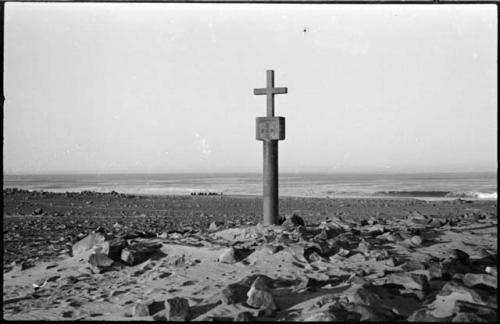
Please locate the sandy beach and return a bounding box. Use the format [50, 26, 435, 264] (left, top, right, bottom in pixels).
[3, 189, 497, 321]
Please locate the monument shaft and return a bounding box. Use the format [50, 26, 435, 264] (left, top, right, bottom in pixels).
[263, 140, 279, 225]
[254, 70, 287, 225]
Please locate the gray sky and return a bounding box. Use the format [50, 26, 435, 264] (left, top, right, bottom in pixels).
[4, 3, 497, 174]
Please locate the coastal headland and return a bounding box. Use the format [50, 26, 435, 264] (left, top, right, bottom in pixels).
[3, 188, 497, 321]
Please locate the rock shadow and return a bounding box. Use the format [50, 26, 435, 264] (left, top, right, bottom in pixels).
[273, 286, 351, 311]
[189, 301, 222, 320]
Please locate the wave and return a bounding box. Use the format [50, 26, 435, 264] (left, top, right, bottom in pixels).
[374, 190, 497, 199]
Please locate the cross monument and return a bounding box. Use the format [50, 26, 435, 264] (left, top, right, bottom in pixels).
[253, 70, 288, 225]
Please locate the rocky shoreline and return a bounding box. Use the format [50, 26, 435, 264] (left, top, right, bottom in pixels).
[2, 188, 498, 321]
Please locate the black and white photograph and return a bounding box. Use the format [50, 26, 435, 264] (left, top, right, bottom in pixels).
[2, 1, 498, 321]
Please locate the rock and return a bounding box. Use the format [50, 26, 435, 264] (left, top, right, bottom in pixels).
[88, 253, 114, 268]
[377, 272, 429, 291]
[107, 238, 128, 260]
[427, 281, 486, 318]
[276, 233, 293, 244]
[367, 224, 386, 235]
[327, 232, 360, 250]
[304, 311, 336, 321]
[407, 308, 445, 322]
[33, 208, 44, 215]
[452, 312, 486, 322]
[307, 250, 323, 262]
[218, 247, 238, 264]
[260, 244, 283, 255]
[157, 232, 168, 239]
[133, 301, 150, 317]
[246, 277, 277, 313]
[295, 225, 308, 235]
[407, 211, 428, 224]
[376, 231, 401, 242]
[428, 260, 443, 279]
[451, 249, 470, 264]
[280, 213, 305, 228]
[342, 303, 388, 321]
[21, 260, 36, 270]
[452, 300, 497, 322]
[463, 273, 497, 289]
[409, 235, 423, 247]
[384, 258, 396, 267]
[238, 275, 274, 289]
[221, 283, 249, 304]
[334, 247, 351, 258]
[163, 254, 188, 267]
[120, 242, 162, 266]
[347, 285, 381, 307]
[402, 260, 426, 272]
[164, 297, 190, 321]
[322, 217, 352, 231]
[295, 277, 328, 292]
[96, 238, 128, 261]
[208, 221, 223, 232]
[355, 240, 371, 256]
[72, 228, 108, 256]
[441, 260, 472, 279]
[234, 311, 256, 321]
[426, 218, 445, 228]
[441, 250, 472, 279]
[314, 228, 329, 240]
[132, 300, 165, 317]
[485, 266, 497, 277]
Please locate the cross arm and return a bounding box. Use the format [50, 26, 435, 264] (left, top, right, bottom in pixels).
[272, 87, 287, 94]
[253, 87, 288, 95]
[254, 88, 267, 95]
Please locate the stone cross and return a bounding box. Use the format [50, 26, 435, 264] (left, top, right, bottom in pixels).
[254, 70, 288, 117]
[253, 70, 287, 225]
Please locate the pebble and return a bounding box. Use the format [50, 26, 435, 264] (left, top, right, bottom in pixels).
[88, 253, 114, 268]
[462, 273, 497, 289]
[409, 235, 423, 247]
[246, 277, 277, 313]
[218, 247, 238, 264]
[221, 283, 249, 304]
[377, 272, 429, 291]
[208, 221, 223, 232]
[407, 308, 442, 322]
[164, 297, 191, 321]
[281, 213, 305, 228]
[452, 312, 486, 322]
[485, 266, 497, 277]
[133, 301, 151, 317]
[234, 311, 256, 321]
[72, 230, 107, 256]
[120, 242, 161, 266]
[304, 311, 336, 321]
[367, 224, 385, 235]
[451, 249, 470, 264]
[452, 300, 497, 322]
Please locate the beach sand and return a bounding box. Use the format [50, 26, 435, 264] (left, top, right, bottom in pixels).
[3, 189, 497, 321]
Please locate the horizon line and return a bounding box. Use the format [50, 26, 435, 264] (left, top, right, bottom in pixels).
[3, 170, 497, 176]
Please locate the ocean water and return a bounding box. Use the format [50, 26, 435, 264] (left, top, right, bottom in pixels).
[2, 172, 497, 200]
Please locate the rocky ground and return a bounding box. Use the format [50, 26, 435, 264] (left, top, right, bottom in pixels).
[2, 188, 498, 321]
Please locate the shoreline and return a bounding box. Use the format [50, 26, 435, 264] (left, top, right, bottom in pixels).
[3, 187, 497, 202]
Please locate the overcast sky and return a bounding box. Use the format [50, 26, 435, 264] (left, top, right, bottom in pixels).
[4, 3, 497, 174]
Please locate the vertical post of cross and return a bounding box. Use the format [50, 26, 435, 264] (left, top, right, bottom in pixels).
[254, 70, 287, 225]
[266, 70, 275, 117]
